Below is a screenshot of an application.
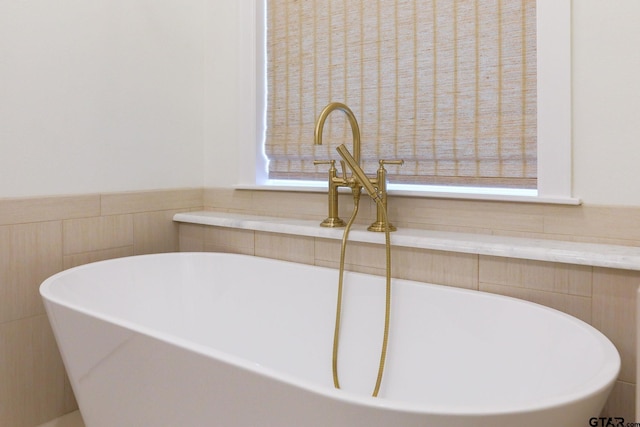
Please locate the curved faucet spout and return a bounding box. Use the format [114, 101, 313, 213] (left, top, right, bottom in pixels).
[314, 102, 361, 166]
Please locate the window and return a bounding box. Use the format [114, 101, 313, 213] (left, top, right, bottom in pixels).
[237, 0, 575, 204]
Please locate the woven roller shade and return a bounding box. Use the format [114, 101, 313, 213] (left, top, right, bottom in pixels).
[266, 0, 537, 188]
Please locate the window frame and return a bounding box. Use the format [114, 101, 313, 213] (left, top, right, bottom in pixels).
[236, 0, 578, 205]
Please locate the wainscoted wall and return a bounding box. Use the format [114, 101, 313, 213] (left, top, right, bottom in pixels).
[0, 189, 202, 427]
[3, 186, 638, 426]
[178, 188, 640, 420]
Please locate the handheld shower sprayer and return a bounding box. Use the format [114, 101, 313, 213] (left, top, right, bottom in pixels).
[336, 144, 382, 204]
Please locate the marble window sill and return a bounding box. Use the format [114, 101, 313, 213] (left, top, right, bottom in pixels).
[174, 211, 640, 271]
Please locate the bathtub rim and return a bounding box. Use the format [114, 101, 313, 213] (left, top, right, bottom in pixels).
[40, 252, 621, 418]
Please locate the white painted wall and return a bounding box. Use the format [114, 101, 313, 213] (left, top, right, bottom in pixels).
[2, 1, 640, 205]
[0, 1, 205, 197]
[572, 0, 640, 205]
[203, 1, 241, 189]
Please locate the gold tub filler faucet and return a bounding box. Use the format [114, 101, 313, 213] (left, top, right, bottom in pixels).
[313, 102, 402, 398]
[313, 102, 403, 232]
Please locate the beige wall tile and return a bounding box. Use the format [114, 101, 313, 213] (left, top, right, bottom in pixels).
[529, 260, 593, 297]
[396, 196, 549, 217]
[312, 240, 339, 268]
[203, 242, 255, 256]
[203, 188, 253, 212]
[479, 256, 593, 297]
[203, 227, 255, 255]
[250, 191, 330, 220]
[314, 239, 387, 275]
[554, 264, 593, 297]
[63, 215, 133, 255]
[63, 374, 79, 414]
[592, 268, 639, 384]
[545, 205, 640, 244]
[133, 210, 182, 255]
[314, 258, 387, 277]
[255, 231, 314, 264]
[389, 196, 546, 234]
[0, 195, 100, 226]
[315, 239, 478, 289]
[479, 283, 592, 324]
[0, 189, 203, 427]
[520, 261, 561, 291]
[63, 246, 134, 270]
[336, 192, 376, 226]
[0, 316, 66, 427]
[393, 247, 478, 290]
[100, 188, 203, 216]
[204, 188, 375, 224]
[601, 381, 635, 421]
[315, 239, 386, 270]
[0, 221, 63, 323]
[479, 255, 523, 287]
[178, 223, 206, 252]
[204, 188, 347, 222]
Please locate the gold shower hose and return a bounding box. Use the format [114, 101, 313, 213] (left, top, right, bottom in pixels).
[332, 187, 392, 398]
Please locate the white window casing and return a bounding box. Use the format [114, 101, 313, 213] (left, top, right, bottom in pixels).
[235, 0, 578, 205]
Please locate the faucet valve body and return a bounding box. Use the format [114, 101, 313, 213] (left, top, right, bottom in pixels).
[314, 160, 347, 228]
[367, 160, 404, 232]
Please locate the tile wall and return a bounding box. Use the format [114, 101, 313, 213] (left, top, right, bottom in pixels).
[179, 188, 640, 420]
[0, 188, 202, 427]
[2, 186, 637, 426]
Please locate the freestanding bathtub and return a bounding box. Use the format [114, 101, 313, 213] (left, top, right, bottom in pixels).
[40, 252, 619, 427]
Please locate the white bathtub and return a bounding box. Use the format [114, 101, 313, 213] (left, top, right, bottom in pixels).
[40, 252, 620, 427]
